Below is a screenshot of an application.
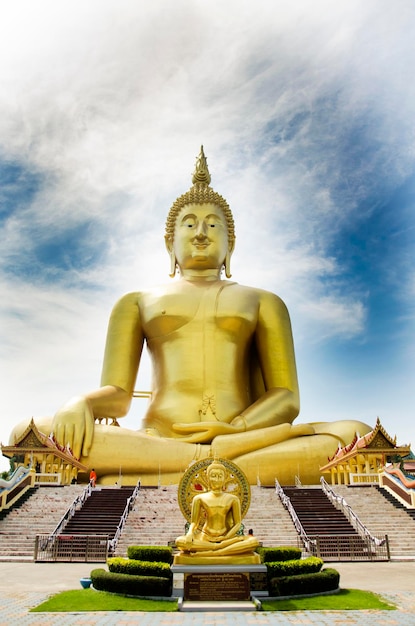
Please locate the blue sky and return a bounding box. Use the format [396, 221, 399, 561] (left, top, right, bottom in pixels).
[1, 0, 414, 471]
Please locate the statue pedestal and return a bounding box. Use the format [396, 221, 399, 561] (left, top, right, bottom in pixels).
[173, 551, 261, 565]
[171, 564, 268, 603]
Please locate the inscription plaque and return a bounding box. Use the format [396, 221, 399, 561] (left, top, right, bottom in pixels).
[184, 572, 250, 601]
[249, 570, 268, 592]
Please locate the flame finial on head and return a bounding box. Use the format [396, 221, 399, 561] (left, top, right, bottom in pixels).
[192, 145, 211, 186]
[165, 147, 234, 246]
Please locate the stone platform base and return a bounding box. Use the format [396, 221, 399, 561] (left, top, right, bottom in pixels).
[179, 600, 257, 612]
[173, 552, 261, 565]
[172, 564, 268, 606]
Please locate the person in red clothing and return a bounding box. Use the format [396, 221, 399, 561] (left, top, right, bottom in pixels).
[89, 468, 97, 488]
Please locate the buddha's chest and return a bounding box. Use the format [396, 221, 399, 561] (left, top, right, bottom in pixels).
[140, 285, 258, 339]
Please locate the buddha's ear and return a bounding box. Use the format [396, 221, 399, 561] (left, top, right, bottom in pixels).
[165, 236, 177, 278]
[165, 235, 173, 254]
[224, 239, 235, 279]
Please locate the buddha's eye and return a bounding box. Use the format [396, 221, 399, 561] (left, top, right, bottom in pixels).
[182, 219, 196, 228]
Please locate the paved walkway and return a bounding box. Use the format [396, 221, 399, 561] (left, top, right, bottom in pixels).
[1, 561, 415, 625]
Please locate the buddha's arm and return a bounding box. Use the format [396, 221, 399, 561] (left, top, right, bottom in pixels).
[52, 293, 144, 458]
[85, 385, 132, 418]
[224, 498, 242, 539]
[99, 292, 144, 404]
[181, 497, 202, 546]
[231, 291, 299, 432]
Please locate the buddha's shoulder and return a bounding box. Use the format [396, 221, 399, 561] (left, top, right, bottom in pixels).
[112, 286, 167, 306]
[112, 291, 141, 307]
[111, 286, 180, 315]
[234, 283, 287, 307]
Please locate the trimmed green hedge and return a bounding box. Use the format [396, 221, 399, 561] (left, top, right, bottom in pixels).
[107, 557, 172, 580]
[257, 546, 301, 563]
[90, 568, 173, 597]
[266, 556, 323, 579]
[127, 545, 173, 564]
[269, 568, 340, 597]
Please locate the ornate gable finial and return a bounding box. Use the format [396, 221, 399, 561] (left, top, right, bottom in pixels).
[192, 145, 211, 186]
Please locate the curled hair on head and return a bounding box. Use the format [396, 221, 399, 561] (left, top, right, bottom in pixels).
[164, 148, 235, 277]
[206, 459, 227, 477]
[165, 184, 235, 247]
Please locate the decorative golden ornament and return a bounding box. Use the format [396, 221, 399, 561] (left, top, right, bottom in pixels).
[177, 457, 251, 526]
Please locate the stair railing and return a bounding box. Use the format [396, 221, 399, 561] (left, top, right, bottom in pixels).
[380, 469, 415, 507]
[108, 481, 141, 554]
[0, 465, 35, 511]
[275, 478, 317, 554]
[320, 477, 386, 548]
[49, 482, 92, 538]
[0, 465, 31, 491]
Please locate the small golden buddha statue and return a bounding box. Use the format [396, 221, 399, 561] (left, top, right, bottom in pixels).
[175, 458, 260, 564]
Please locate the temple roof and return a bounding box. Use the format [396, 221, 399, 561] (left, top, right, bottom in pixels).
[320, 417, 411, 471]
[1, 418, 88, 471]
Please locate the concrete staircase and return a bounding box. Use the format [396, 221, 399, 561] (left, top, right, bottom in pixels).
[2, 481, 415, 561]
[243, 486, 300, 548]
[282, 486, 360, 535]
[115, 486, 186, 555]
[114, 485, 300, 556]
[0, 485, 85, 561]
[281, 485, 368, 559]
[331, 484, 415, 560]
[62, 486, 135, 540]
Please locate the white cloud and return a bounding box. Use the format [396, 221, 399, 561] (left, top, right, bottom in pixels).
[1, 0, 415, 470]
[298, 296, 366, 341]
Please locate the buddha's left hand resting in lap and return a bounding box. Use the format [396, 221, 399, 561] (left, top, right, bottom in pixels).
[9, 147, 371, 485]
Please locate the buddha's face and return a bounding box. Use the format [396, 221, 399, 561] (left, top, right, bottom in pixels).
[171, 203, 231, 272]
[208, 467, 226, 490]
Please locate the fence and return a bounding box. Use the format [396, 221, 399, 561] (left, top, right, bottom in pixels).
[35, 534, 108, 562]
[349, 473, 379, 485]
[308, 534, 390, 561]
[34, 473, 62, 485]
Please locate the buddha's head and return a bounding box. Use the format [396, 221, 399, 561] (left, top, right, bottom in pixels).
[206, 459, 227, 490]
[165, 147, 235, 278]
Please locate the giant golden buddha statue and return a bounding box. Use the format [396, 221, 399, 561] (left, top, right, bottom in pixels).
[10, 148, 371, 485]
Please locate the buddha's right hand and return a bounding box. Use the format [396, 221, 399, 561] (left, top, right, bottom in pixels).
[52, 396, 95, 459]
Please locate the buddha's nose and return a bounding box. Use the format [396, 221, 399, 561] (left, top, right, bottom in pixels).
[195, 221, 208, 239]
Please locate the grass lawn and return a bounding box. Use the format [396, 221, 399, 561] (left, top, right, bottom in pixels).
[261, 589, 396, 611]
[31, 588, 396, 612]
[30, 589, 178, 612]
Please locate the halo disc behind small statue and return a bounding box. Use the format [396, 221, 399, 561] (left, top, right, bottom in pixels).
[178, 457, 251, 523]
